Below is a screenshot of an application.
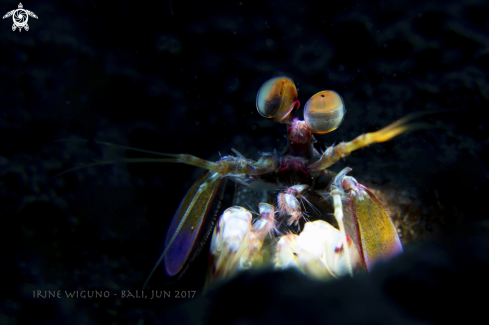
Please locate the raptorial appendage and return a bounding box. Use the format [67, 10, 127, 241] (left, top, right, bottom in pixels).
[206, 166, 403, 285]
[277, 185, 310, 226]
[340, 175, 403, 270]
[275, 220, 360, 280]
[207, 204, 275, 285]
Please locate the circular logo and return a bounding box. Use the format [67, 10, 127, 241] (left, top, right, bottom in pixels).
[13, 9, 28, 28]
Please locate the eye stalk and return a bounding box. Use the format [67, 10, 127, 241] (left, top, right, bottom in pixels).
[304, 90, 345, 134]
[256, 76, 300, 123]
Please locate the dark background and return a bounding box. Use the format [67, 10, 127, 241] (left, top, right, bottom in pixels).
[1, 0, 489, 324]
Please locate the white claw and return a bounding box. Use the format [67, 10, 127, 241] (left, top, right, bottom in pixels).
[254, 203, 276, 239]
[274, 234, 300, 270]
[296, 220, 338, 279]
[209, 200, 359, 284]
[277, 185, 310, 226]
[210, 207, 253, 279]
[276, 220, 359, 280]
[208, 204, 276, 285]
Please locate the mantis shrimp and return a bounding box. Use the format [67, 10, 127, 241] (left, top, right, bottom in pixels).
[142, 76, 411, 287]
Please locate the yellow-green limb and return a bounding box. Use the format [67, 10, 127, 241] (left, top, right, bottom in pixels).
[308, 112, 432, 171]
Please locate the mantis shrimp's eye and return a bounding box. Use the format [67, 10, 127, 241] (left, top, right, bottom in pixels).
[304, 90, 345, 134]
[256, 76, 299, 123]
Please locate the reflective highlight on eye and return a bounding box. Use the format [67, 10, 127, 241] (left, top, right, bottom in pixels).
[304, 90, 345, 134]
[256, 76, 299, 123]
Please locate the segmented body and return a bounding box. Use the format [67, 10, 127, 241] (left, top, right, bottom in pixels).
[143, 76, 410, 288]
[204, 117, 402, 284]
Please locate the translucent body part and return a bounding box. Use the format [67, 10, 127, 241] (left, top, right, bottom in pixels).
[132, 76, 419, 288]
[207, 204, 276, 285]
[304, 90, 345, 134]
[296, 220, 354, 279]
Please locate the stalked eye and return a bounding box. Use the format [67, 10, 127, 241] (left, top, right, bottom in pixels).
[256, 76, 299, 123]
[304, 90, 345, 134]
